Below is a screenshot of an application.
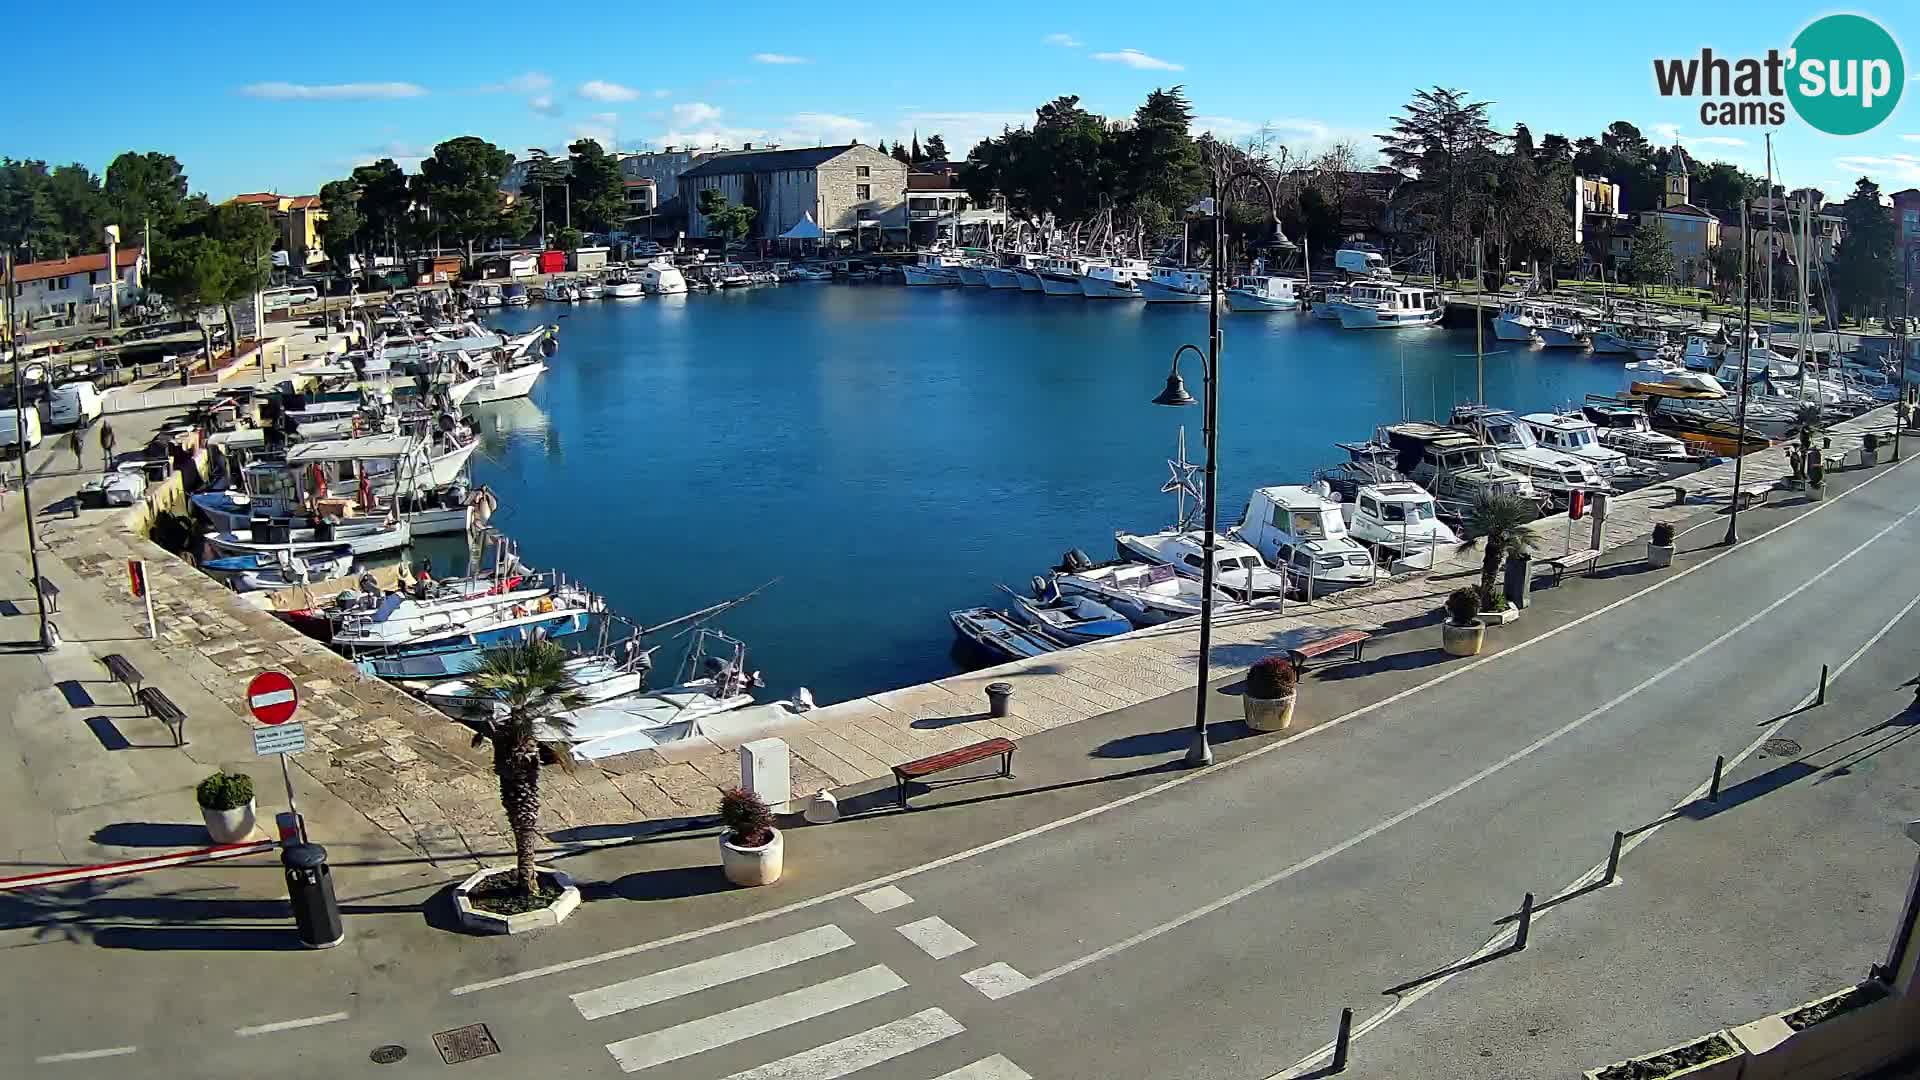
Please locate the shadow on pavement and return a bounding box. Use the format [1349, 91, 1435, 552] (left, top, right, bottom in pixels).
[55, 680, 95, 708]
[549, 816, 715, 846]
[1093, 719, 1257, 758]
[579, 865, 731, 903]
[1679, 761, 1818, 819]
[911, 711, 993, 731]
[1381, 942, 1522, 996]
[1314, 648, 1452, 680]
[90, 822, 212, 847]
[92, 925, 306, 951]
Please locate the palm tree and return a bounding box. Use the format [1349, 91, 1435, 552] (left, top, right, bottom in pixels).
[469, 639, 584, 896]
[1459, 490, 1541, 607]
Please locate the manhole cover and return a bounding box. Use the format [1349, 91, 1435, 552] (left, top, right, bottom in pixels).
[369, 1045, 407, 1065]
[1762, 738, 1802, 757]
[434, 1024, 500, 1065]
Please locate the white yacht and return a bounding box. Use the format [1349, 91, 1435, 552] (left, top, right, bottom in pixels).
[1037, 255, 1095, 297]
[1115, 528, 1289, 600]
[1580, 399, 1693, 461]
[576, 278, 605, 300]
[902, 252, 966, 286]
[1080, 259, 1150, 299]
[603, 271, 647, 298]
[1224, 274, 1302, 312]
[446, 350, 545, 407]
[634, 259, 688, 295]
[1519, 412, 1630, 480]
[1343, 482, 1457, 570]
[1141, 266, 1212, 304]
[1492, 300, 1547, 342]
[1332, 283, 1444, 329]
[1450, 404, 1606, 504]
[1230, 484, 1376, 594]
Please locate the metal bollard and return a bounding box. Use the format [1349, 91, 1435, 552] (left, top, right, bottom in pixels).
[1514, 892, 1534, 950]
[1331, 1007, 1353, 1072]
[1816, 663, 1829, 706]
[985, 682, 1013, 719]
[1603, 830, 1624, 886]
[1709, 755, 1725, 803]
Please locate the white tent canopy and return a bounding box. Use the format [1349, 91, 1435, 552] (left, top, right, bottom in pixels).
[779, 213, 826, 240]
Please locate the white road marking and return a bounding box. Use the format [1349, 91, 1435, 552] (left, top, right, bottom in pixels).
[715, 1007, 963, 1080]
[35, 1046, 137, 1063]
[1025, 497, 1920, 994]
[233, 1011, 350, 1037]
[960, 962, 1032, 1000]
[604, 965, 906, 1073]
[854, 885, 914, 914]
[573, 925, 855, 1020]
[933, 1056, 1035, 1080]
[1271, 566, 1920, 1077]
[895, 915, 976, 960]
[450, 454, 1913, 999]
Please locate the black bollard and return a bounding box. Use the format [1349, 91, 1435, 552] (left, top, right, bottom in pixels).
[282, 843, 345, 949]
[1331, 1007, 1354, 1073]
[1604, 830, 1624, 886]
[1515, 892, 1534, 950]
[1709, 755, 1725, 803]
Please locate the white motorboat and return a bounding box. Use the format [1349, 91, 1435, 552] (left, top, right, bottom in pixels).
[604, 272, 648, 299]
[1519, 412, 1630, 480]
[1115, 528, 1289, 600]
[1140, 266, 1211, 304]
[206, 518, 413, 559]
[1342, 482, 1457, 570]
[202, 548, 354, 593]
[1080, 259, 1149, 299]
[1492, 301, 1546, 342]
[1048, 550, 1228, 626]
[1225, 274, 1302, 312]
[447, 351, 546, 407]
[1450, 404, 1606, 505]
[1333, 283, 1444, 329]
[1593, 324, 1665, 356]
[576, 279, 605, 300]
[330, 583, 597, 653]
[1581, 399, 1695, 461]
[423, 649, 653, 720]
[1682, 332, 1724, 370]
[1004, 583, 1132, 645]
[902, 252, 966, 286]
[1037, 256, 1095, 297]
[1230, 484, 1377, 594]
[634, 259, 688, 295]
[1380, 422, 1540, 511]
[1535, 310, 1592, 349]
[503, 283, 530, 306]
[469, 284, 504, 308]
[1307, 283, 1348, 320]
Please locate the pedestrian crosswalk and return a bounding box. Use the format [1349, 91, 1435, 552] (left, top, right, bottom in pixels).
[567, 905, 1035, 1078]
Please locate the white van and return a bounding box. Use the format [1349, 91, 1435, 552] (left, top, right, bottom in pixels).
[262, 284, 320, 314]
[0, 406, 43, 456]
[1334, 244, 1391, 279]
[49, 381, 103, 429]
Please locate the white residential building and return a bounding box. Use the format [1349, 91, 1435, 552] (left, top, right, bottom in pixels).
[9, 247, 145, 326]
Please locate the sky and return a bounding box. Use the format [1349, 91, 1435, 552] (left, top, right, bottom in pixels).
[12, 1, 1919, 203]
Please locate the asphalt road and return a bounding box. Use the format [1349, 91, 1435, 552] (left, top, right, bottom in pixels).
[6, 450, 1919, 1079]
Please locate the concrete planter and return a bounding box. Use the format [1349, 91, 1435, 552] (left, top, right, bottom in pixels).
[1583, 1032, 1744, 1080]
[1860, 447, 1881, 467]
[1730, 982, 1901, 1080]
[453, 866, 581, 935]
[201, 798, 258, 843]
[721, 828, 784, 887]
[1243, 693, 1297, 733]
[1646, 542, 1675, 569]
[1442, 621, 1485, 656]
[1477, 605, 1520, 627]
[1808, 484, 1826, 502]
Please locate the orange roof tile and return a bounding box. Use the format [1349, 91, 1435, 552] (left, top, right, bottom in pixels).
[15, 248, 143, 284]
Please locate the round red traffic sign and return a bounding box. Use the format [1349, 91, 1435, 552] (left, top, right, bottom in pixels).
[247, 670, 299, 725]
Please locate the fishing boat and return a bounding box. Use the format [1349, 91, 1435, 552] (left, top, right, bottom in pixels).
[1231, 483, 1378, 594]
[1080, 259, 1150, 299]
[980, 257, 1023, 290]
[1037, 255, 1096, 297]
[1519, 412, 1633, 482]
[1002, 583, 1132, 645]
[950, 607, 1059, 662]
[1378, 423, 1540, 513]
[1593, 323, 1665, 356]
[502, 283, 530, 306]
[1307, 283, 1349, 320]
[1492, 300, 1547, 342]
[1048, 550, 1226, 626]
[1114, 528, 1290, 600]
[422, 647, 654, 720]
[1008, 253, 1048, 292]
[1140, 266, 1212, 304]
[206, 517, 412, 559]
[1332, 283, 1445, 329]
[329, 583, 598, 655]
[1579, 398, 1696, 461]
[202, 548, 354, 592]
[1534, 310, 1592, 349]
[1225, 274, 1302, 312]
[1341, 482, 1458, 570]
[1450, 404, 1607, 506]
[902, 252, 966, 287]
[957, 261, 990, 287]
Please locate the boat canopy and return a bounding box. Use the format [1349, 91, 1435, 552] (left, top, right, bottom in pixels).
[286, 434, 415, 462]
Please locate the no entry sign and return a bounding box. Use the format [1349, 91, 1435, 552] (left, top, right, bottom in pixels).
[247, 671, 299, 725]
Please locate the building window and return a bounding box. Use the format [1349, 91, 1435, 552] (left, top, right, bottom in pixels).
[856, 184, 871, 200]
[856, 166, 870, 178]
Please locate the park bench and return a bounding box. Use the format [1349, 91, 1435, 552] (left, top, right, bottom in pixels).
[1538, 548, 1602, 585]
[135, 686, 187, 747]
[33, 576, 59, 614]
[892, 737, 1016, 808]
[1286, 629, 1371, 672]
[99, 653, 145, 701]
[1733, 482, 1774, 510]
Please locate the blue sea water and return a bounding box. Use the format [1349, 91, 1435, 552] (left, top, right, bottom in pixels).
[472, 285, 1630, 704]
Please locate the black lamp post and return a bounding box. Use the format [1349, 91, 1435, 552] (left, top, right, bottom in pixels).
[1151, 162, 1287, 768]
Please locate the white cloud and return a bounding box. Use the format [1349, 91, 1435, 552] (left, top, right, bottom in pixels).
[659, 127, 768, 149]
[894, 110, 1031, 155]
[241, 81, 426, 101]
[573, 112, 621, 147]
[1090, 48, 1182, 71]
[1044, 33, 1083, 47]
[1653, 122, 1682, 143]
[1834, 154, 1920, 182]
[752, 52, 810, 64]
[672, 102, 724, 126]
[477, 71, 551, 94]
[653, 88, 672, 99]
[350, 141, 433, 170]
[1695, 135, 1748, 148]
[1901, 133, 1920, 142]
[790, 112, 868, 134]
[1648, 123, 1747, 150]
[1195, 116, 1260, 139]
[578, 80, 640, 102]
[529, 94, 561, 117]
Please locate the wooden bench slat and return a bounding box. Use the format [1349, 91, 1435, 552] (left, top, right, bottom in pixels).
[1288, 629, 1371, 670]
[135, 686, 187, 747]
[892, 737, 1015, 807]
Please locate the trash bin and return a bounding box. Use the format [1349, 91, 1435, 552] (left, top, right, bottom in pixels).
[282, 843, 344, 949]
[1503, 554, 1535, 610]
[985, 682, 1014, 719]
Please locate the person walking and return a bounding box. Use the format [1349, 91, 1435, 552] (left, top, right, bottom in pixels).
[68, 428, 85, 470]
[98, 421, 116, 467]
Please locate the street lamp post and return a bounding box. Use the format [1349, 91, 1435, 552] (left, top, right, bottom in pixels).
[1151, 161, 1288, 767]
[1896, 250, 1912, 464]
[2, 249, 53, 650]
[1725, 202, 1754, 546]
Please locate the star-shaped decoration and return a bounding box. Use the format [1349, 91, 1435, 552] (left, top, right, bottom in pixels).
[1161, 427, 1204, 529]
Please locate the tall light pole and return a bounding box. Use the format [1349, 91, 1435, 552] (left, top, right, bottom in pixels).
[2, 249, 53, 649]
[1725, 201, 1754, 546]
[1896, 249, 1912, 464]
[1151, 158, 1289, 767]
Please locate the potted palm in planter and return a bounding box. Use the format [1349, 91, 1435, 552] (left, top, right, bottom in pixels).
[196, 770, 257, 843]
[1441, 587, 1485, 656]
[1460, 491, 1539, 624]
[1243, 655, 1298, 732]
[719, 787, 783, 886]
[1788, 403, 1823, 489]
[1807, 456, 1827, 501]
[453, 639, 586, 934]
[1861, 431, 1880, 467]
[1647, 521, 1676, 568]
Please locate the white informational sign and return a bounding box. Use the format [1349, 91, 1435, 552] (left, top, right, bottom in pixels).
[229, 291, 263, 342]
[252, 722, 308, 757]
